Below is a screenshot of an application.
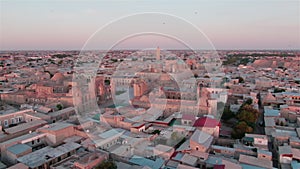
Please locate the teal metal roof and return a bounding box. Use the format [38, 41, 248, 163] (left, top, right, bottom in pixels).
[243, 137, 254, 142]
[7, 144, 31, 155]
[206, 156, 222, 165]
[292, 160, 300, 169]
[240, 164, 265, 169]
[264, 107, 279, 117]
[129, 155, 164, 169]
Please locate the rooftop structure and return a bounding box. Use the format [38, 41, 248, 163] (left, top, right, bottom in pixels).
[17, 142, 81, 168]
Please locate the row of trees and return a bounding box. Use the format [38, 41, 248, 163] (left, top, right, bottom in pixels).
[231, 99, 259, 139]
[222, 56, 254, 66]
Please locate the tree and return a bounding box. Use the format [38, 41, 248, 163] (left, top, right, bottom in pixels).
[237, 104, 259, 125]
[152, 129, 161, 135]
[237, 110, 257, 124]
[221, 107, 234, 121]
[232, 99, 258, 139]
[96, 160, 117, 169]
[56, 104, 63, 110]
[274, 88, 285, 93]
[238, 77, 244, 83]
[232, 121, 253, 139]
[244, 98, 253, 105]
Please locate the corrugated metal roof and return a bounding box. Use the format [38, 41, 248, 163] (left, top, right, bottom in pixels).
[7, 144, 31, 155]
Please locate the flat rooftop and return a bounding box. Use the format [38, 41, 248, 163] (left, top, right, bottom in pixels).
[190, 129, 213, 148]
[0, 109, 32, 116]
[239, 154, 273, 169]
[99, 128, 124, 139]
[41, 122, 73, 131]
[7, 144, 31, 155]
[7, 163, 28, 169]
[0, 132, 44, 146]
[5, 119, 47, 134]
[264, 107, 280, 117]
[49, 107, 75, 117]
[17, 142, 81, 168]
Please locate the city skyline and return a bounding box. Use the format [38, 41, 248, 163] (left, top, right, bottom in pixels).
[1, 1, 300, 169]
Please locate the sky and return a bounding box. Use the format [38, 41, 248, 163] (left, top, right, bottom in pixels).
[0, 0, 299, 50]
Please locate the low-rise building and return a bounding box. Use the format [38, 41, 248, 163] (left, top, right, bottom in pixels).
[189, 129, 213, 152]
[278, 145, 293, 164]
[17, 142, 81, 169]
[73, 152, 109, 169]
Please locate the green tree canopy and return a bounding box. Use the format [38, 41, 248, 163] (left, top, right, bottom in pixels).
[56, 104, 63, 110]
[221, 107, 234, 121]
[232, 121, 253, 139]
[96, 160, 117, 169]
[237, 110, 257, 124]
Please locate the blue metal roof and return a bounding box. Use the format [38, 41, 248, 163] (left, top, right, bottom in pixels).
[264, 107, 279, 117]
[240, 164, 266, 169]
[206, 156, 222, 165]
[7, 144, 31, 155]
[292, 160, 300, 169]
[129, 155, 164, 169]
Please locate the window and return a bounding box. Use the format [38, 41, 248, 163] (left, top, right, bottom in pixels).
[4, 120, 8, 127]
[15, 117, 19, 123]
[11, 118, 15, 124]
[18, 116, 23, 122]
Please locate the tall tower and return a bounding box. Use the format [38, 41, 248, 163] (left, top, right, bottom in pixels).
[156, 46, 160, 60]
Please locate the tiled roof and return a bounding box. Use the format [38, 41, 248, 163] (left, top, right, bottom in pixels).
[193, 117, 220, 128]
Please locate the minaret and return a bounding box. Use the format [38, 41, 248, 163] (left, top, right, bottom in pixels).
[156, 46, 160, 60]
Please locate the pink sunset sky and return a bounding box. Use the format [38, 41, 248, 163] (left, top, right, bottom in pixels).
[0, 0, 299, 50]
